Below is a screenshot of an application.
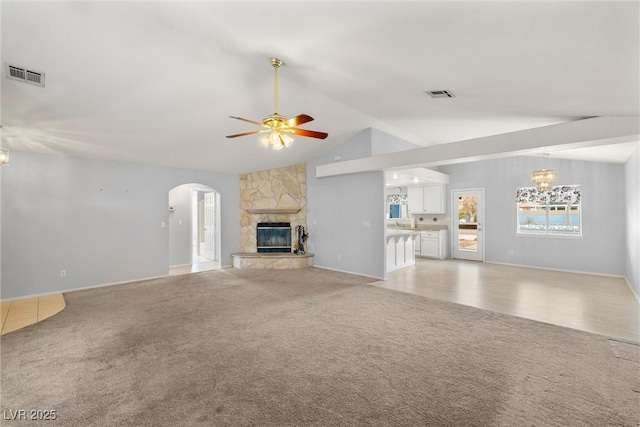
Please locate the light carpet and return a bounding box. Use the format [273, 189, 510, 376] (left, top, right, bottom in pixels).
[1, 267, 638, 426]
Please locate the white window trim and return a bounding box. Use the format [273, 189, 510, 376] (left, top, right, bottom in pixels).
[516, 185, 582, 238]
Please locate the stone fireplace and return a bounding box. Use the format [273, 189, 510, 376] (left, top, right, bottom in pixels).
[233, 163, 313, 269]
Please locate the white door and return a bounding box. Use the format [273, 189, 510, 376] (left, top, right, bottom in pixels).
[203, 192, 217, 260]
[452, 189, 484, 261]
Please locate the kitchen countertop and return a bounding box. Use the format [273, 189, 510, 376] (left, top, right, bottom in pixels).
[387, 225, 448, 232]
[385, 229, 421, 238]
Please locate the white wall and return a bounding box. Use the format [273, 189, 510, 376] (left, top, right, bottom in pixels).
[307, 129, 385, 279]
[1, 151, 239, 299]
[440, 156, 626, 276]
[624, 144, 640, 300]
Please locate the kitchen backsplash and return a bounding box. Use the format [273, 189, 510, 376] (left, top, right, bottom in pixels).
[386, 215, 449, 230]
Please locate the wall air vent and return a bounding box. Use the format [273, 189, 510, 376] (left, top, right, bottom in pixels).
[426, 90, 454, 98]
[6, 64, 45, 87]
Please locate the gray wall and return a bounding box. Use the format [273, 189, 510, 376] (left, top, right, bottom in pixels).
[1, 151, 239, 299]
[440, 156, 626, 276]
[0, 169, 3, 293]
[371, 128, 421, 155]
[307, 129, 385, 279]
[625, 145, 640, 300]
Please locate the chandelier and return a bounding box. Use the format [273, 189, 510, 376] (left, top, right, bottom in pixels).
[531, 153, 557, 191]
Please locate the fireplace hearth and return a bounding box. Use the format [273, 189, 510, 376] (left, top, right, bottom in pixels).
[256, 222, 292, 253]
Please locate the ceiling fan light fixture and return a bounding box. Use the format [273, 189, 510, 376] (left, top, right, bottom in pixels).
[225, 57, 328, 148]
[259, 135, 270, 148]
[0, 148, 9, 165]
[282, 133, 294, 147]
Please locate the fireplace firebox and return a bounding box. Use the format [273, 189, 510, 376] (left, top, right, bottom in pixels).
[256, 222, 292, 253]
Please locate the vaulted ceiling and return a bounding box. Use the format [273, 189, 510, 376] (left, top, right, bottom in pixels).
[2, 1, 638, 174]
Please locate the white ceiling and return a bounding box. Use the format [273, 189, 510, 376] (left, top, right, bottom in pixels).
[1, 1, 638, 175]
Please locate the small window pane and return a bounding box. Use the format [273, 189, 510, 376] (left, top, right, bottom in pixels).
[518, 202, 549, 234]
[548, 202, 581, 235]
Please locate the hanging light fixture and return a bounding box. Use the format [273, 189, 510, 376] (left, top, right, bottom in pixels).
[0, 148, 9, 166]
[258, 125, 294, 150]
[531, 153, 557, 191]
[225, 58, 328, 150]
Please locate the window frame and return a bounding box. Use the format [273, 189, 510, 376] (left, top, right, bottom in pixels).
[516, 185, 582, 238]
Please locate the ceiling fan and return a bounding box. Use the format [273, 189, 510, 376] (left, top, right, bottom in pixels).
[226, 57, 328, 150]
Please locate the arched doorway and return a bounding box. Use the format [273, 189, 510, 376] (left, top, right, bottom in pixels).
[168, 183, 221, 275]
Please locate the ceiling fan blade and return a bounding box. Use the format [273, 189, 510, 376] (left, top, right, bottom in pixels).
[230, 116, 263, 126]
[289, 128, 329, 139]
[285, 114, 314, 128]
[225, 130, 262, 138]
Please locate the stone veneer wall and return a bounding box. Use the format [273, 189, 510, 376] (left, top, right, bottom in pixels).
[239, 163, 307, 253]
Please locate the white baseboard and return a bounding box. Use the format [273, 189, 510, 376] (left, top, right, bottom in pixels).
[625, 276, 640, 304]
[485, 261, 625, 279]
[1, 275, 167, 302]
[313, 265, 384, 281]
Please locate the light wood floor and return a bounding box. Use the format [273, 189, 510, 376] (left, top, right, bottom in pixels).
[169, 255, 220, 276]
[1, 294, 66, 335]
[375, 259, 640, 342]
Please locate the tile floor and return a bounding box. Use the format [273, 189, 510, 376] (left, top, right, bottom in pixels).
[1, 294, 66, 335]
[376, 258, 640, 342]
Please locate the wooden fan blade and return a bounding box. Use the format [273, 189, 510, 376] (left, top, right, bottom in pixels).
[286, 114, 314, 128]
[225, 130, 262, 138]
[230, 116, 263, 126]
[289, 128, 328, 139]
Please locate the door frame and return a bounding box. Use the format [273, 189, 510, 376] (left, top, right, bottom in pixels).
[202, 191, 219, 261]
[451, 188, 485, 262]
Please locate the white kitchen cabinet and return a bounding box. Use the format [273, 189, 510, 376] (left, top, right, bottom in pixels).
[420, 230, 448, 260]
[408, 185, 446, 214]
[423, 185, 445, 214]
[407, 187, 424, 214]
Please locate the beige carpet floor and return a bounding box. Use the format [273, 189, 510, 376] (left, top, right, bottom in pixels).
[1, 267, 638, 426]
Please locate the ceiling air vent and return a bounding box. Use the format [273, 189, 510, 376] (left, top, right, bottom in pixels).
[426, 90, 454, 98]
[6, 64, 45, 87]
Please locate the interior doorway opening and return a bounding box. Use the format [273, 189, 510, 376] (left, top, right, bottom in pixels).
[169, 183, 221, 275]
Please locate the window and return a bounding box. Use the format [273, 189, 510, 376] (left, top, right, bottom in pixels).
[516, 185, 581, 236]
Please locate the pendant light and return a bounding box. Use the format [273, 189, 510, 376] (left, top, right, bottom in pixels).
[531, 153, 557, 191]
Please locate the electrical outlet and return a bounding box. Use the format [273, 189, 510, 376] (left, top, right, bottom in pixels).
[60, 270, 66, 278]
